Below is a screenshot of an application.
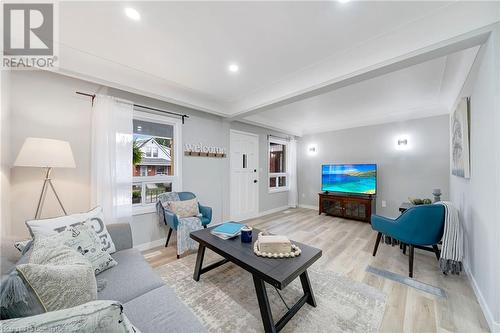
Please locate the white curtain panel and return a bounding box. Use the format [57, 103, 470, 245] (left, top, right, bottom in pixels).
[91, 95, 133, 223]
[288, 139, 298, 208]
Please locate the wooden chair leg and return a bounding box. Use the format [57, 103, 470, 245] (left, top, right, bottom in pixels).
[165, 227, 173, 247]
[372, 232, 382, 257]
[432, 245, 440, 261]
[402, 243, 407, 255]
[409, 245, 415, 278]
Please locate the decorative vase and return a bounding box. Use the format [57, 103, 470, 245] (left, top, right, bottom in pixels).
[432, 189, 442, 203]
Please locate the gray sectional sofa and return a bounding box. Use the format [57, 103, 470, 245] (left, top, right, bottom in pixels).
[4, 223, 206, 333]
[102, 223, 206, 332]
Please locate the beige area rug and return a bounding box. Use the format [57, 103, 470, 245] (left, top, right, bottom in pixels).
[155, 252, 386, 333]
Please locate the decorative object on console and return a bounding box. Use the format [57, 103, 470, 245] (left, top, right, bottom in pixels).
[14, 137, 76, 219]
[253, 232, 301, 258]
[432, 188, 442, 203]
[451, 97, 470, 178]
[408, 197, 432, 205]
[26, 206, 117, 254]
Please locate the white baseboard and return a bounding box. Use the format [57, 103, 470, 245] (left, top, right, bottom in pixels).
[464, 263, 500, 333]
[134, 237, 167, 252]
[298, 204, 318, 211]
[256, 205, 292, 217]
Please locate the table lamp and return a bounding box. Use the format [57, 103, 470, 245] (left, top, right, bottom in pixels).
[14, 137, 76, 219]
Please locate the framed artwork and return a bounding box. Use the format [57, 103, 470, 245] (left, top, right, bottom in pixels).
[451, 97, 470, 178]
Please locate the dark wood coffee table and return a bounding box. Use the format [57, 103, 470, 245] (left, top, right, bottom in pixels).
[190, 227, 322, 333]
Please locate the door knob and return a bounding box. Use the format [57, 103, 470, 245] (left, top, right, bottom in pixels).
[253, 180, 258, 183]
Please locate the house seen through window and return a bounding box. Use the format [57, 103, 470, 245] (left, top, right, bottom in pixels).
[132, 115, 178, 209]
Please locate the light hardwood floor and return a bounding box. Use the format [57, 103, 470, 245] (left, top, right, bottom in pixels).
[143, 208, 489, 333]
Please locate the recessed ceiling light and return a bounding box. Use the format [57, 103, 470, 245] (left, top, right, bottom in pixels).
[125, 7, 141, 21]
[338, 0, 351, 3]
[228, 64, 239, 73]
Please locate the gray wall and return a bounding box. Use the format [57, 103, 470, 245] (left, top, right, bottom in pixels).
[7, 70, 99, 239]
[297, 115, 450, 218]
[3, 70, 290, 248]
[108, 88, 229, 246]
[450, 23, 500, 329]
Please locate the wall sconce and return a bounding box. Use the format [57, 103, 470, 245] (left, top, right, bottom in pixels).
[395, 135, 410, 151]
[307, 144, 318, 156]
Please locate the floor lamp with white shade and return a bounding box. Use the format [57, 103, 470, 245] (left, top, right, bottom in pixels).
[14, 137, 76, 219]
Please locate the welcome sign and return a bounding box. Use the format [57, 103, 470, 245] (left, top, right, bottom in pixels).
[184, 143, 226, 158]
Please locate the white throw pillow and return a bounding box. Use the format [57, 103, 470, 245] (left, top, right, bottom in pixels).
[50, 222, 117, 275]
[26, 206, 117, 254]
[1, 300, 140, 333]
[168, 198, 200, 218]
[16, 237, 97, 312]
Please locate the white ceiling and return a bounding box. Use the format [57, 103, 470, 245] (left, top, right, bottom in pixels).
[243, 46, 480, 135]
[60, 1, 452, 102]
[55, 1, 499, 133]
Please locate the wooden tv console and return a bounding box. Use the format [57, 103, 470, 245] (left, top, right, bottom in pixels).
[318, 192, 376, 223]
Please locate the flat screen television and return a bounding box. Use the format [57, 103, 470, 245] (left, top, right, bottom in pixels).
[321, 164, 377, 195]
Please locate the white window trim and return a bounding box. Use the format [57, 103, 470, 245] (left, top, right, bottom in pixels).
[268, 137, 289, 193]
[132, 110, 182, 215]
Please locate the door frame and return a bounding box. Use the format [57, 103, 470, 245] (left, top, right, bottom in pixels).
[229, 129, 260, 221]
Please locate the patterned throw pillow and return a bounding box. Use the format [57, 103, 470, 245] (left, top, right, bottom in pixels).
[168, 198, 200, 218]
[26, 206, 117, 254]
[1, 300, 139, 333]
[16, 237, 97, 312]
[51, 222, 117, 275]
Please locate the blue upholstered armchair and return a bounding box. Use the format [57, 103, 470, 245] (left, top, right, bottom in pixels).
[371, 204, 445, 278]
[156, 192, 212, 258]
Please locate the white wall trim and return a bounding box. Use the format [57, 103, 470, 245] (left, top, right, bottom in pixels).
[134, 237, 167, 252]
[256, 205, 292, 218]
[464, 263, 500, 333]
[298, 204, 319, 211]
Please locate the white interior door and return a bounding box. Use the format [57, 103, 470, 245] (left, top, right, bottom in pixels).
[230, 130, 259, 221]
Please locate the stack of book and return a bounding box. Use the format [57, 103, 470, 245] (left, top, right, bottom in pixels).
[211, 222, 244, 240]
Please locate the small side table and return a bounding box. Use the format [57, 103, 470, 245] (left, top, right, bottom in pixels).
[399, 202, 414, 213]
[382, 202, 414, 247]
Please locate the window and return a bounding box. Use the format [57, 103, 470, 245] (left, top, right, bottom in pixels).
[268, 137, 289, 192]
[132, 111, 182, 214]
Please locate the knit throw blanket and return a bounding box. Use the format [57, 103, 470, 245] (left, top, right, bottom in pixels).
[436, 201, 463, 274]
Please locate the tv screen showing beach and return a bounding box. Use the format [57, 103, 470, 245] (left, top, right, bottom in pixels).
[321, 164, 377, 195]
